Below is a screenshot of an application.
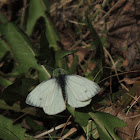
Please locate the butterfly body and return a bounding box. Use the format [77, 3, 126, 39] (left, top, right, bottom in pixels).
[55, 73, 67, 102]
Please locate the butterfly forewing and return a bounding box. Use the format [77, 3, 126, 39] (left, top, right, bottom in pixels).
[26, 79, 56, 107]
[66, 75, 100, 101]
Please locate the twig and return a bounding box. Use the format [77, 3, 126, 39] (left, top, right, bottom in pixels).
[98, 0, 125, 24]
[126, 114, 140, 119]
[99, 70, 140, 83]
[34, 122, 71, 139]
[13, 113, 27, 123]
[59, 115, 72, 137]
[59, 128, 77, 140]
[133, 120, 140, 140]
[125, 96, 140, 117]
[20, 0, 27, 27]
[103, 47, 120, 82]
[41, 65, 51, 78]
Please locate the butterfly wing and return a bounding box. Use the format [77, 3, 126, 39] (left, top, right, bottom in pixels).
[26, 78, 66, 115]
[66, 86, 92, 107]
[66, 75, 100, 102]
[43, 84, 66, 115]
[26, 79, 56, 108]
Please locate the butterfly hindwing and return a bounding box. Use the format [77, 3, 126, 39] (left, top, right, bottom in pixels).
[66, 83, 92, 107]
[43, 84, 66, 115]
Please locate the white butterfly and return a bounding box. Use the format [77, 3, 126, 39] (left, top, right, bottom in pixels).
[26, 68, 100, 115]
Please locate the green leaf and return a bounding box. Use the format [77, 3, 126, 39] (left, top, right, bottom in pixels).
[44, 17, 60, 50]
[86, 15, 104, 82]
[36, 30, 55, 67]
[26, 0, 60, 50]
[54, 49, 78, 69]
[66, 105, 91, 137]
[90, 112, 126, 140]
[0, 99, 37, 116]
[55, 50, 78, 63]
[66, 104, 75, 116]
[0, 76, 12, 88]
[25, 117, 44, 133]
[2, 78, 36, 106]
[86, 15, 104, 60]
[74, 111, 91, 127]
[69, 55, 79, 74]
[0, 12, 8, 24]
[87, 120, 99, 139]
[120, 82, 139, 107]
[0, 22, 49, 81]
[0, 39, 8, 60]
[0, 115, 26, 140]
[26, 0, 45, 35]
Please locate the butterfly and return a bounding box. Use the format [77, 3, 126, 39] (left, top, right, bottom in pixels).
[26, 68, 100, 115]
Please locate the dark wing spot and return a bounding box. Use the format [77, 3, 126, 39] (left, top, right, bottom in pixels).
[85, 89, 88, 93]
